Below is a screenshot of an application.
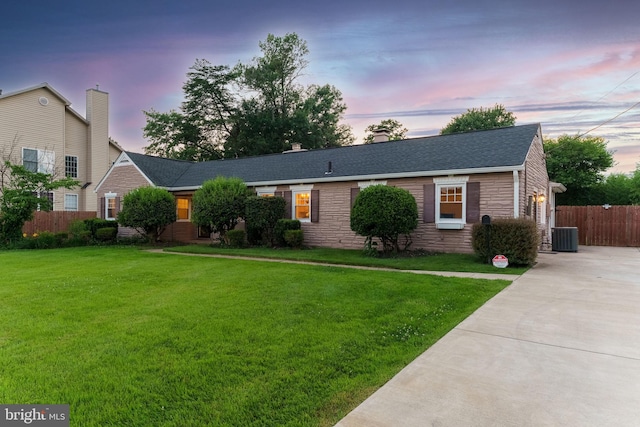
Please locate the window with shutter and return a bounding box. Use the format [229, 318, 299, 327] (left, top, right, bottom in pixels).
[429, 176, 480, 229]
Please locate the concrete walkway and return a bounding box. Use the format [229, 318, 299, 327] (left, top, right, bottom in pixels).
[336, 246, 640, 426]
[148, 249, 520, 281]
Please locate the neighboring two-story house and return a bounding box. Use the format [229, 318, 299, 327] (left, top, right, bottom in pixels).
[0, 83, 122, 211]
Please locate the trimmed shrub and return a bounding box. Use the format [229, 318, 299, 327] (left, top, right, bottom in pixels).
[84, 218, 118, 240]
[284, 229, 304, 249]
[54, 232, 68, 246]
[96, 227, 118, 242]
[117, 186, 177, 242]
[35, 231, 57, 249]
[472, 218, 539, 266]
[350, 185, 418, 254]
[226, 229, 246, 248]
[68, 220, 90, 245]
[245, 196, 286, 246]
[274, 219, 301, 247]
[192, 177, 250, 244]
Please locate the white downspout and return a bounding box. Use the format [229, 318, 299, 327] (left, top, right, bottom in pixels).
[513, 170, 519, 218]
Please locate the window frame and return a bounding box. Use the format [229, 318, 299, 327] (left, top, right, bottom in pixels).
[22, 148, 38, 172]
[176, 197, 190, 221]
[289, 184, 313, 223]
[256, 186, 277, 197]
[64, 194, 78, 211]
[23, 148, 55, 174]
[105, 192, 117, 220]
[434, 176, 468, 230]
[65, 155, 78, 178]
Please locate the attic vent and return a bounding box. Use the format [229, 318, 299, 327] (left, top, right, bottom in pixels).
[38, 96, 49, 106]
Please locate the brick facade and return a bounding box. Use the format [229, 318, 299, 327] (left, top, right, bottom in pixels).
[97, 129, 551, 253]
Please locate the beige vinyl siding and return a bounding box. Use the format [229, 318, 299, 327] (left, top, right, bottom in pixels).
[1, 86, 122, 212]
[0, 88, 68, 209]
[0, 88, 65, 164]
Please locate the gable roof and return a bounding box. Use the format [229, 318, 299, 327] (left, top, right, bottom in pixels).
[0, 82, 88, 123]
[125, 123, 541, 190]
[0, 82, 71, 105]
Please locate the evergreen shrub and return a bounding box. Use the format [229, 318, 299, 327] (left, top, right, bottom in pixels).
[226, 229, 246, 248]
[350, 185, 418, 254]
[472, 218, 539, 266]
[274, 219, 301, 247]
[84, 218, 118, 240]
[245, 196, 286, 245]
[96, 227, 118, 242]
[284, 229, 304, 248]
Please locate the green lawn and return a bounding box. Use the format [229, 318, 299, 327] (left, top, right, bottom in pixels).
[165, 244, 529, 275]
[0, 247, 510, 426]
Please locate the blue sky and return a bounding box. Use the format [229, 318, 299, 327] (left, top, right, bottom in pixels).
[3, 0, 639, 172]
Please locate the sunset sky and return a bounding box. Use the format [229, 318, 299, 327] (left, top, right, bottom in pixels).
[3, 0, 639, 172]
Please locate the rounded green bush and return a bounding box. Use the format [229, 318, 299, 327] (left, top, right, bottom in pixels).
[350, 185, 418, 253]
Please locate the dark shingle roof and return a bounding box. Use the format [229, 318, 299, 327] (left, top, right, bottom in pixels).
[128, 124, 540, 189]
[125, 152, 193, 187]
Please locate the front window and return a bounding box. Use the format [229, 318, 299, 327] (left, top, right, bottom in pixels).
[176, 198, 190, 220]
[65, 156, 78, 178]
[434, 176, 468, 229]
[105, 193, 117, 220]
[64, 194, 78, 211]
[294, 192, 310, 221]
[439, 186, 463, 219]
[23, 148, 38, 172]
[23, 148, 55, 174]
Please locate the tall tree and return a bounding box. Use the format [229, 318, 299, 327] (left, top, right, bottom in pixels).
[544, 134, 614, 205]
[363, 119, 408, 143]
[143, 61, 239, 161]
[440, 104, 516, 135]
[596, 173, 634, 205]
[143, 34, 354, 161]
[632, 165, 640, 204]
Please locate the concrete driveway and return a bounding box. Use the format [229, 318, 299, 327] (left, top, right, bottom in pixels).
[336, 246, 640, 426]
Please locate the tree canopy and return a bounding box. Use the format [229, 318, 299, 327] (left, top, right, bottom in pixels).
[544, 134, 614, 205]
[440, 104, 516, 135]
[144, 33, 354, 161]
[363, 119, 408, 144]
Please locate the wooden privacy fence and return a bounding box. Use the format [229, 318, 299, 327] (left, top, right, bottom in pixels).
[555, 205, 640, 247]
[22, 211, 96, 235]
